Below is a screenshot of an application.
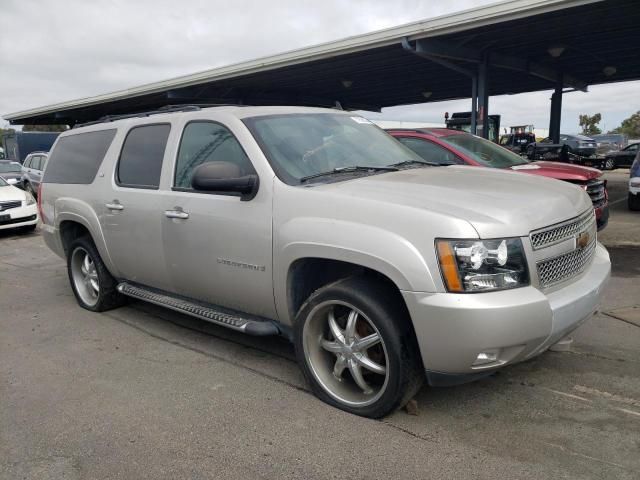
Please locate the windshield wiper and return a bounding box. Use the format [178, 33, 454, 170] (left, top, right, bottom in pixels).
[388, 159, 443, 168]
[300, 165, 398, 183]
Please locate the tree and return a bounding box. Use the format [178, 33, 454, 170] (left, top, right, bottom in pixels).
[22, 124, 68, 132]
[610, 111, 640, 137]
[578, 113, 602, 135]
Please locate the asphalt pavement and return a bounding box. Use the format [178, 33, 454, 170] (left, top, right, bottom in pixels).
[1, 178, 639, 479]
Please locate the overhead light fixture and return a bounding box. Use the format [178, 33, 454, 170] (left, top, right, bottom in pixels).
[422, 90, 432, 99]
[603, 66, 617, 77]
[547, 45, 565, 58]
[341, 79, 353, 89]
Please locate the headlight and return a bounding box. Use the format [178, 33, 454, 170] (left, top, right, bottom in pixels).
[436, 238, 529, 293]
[24, 192, 36, 206]
[630, 179, 640, 188]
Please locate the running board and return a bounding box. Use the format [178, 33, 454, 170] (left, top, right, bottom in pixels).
[116, 282, 280, 336]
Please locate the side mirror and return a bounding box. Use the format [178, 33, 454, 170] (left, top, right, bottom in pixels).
[191, 161, 259, 200]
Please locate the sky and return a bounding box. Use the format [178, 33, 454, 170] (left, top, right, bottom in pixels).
[1, 0, 637, 134]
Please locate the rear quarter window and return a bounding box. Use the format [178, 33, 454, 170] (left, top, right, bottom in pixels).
[43, 129, 117, 184]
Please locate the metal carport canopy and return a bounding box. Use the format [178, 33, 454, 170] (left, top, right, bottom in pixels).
[4, 0, 640, 125]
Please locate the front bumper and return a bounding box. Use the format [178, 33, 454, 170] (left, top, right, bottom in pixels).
[402, 243, 610, 380]
[0, 204, 38, 230]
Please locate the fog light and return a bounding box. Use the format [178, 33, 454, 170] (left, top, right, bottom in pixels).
[473, 349, 500, 366]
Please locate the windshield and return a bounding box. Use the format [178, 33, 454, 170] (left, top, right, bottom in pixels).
[439, 133, 529, 168]
[0, 177, 8, 187]
[243, 113, 422, 184]
[0, 162, 21, 173]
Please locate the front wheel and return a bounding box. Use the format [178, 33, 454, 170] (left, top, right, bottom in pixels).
[294, 276, 423, 418]
[605, 158, 615, 170]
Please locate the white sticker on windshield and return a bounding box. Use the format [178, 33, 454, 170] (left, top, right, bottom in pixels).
[511, 164, 541, 170]
[350, 116, 373, 124]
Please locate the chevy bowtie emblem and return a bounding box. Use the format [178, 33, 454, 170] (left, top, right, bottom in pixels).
[577, 231, 590, 249]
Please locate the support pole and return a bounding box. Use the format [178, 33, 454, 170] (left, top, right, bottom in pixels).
[549, 73, 563, 143]
[477, 54, 490, 139]
[470, 76, 478, 135]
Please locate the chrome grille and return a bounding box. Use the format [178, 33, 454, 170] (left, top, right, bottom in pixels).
[530, 209, 595, 250]
[585, 179, 606, 208]
[537, 239, 596, 287]
[0, 200, 22, 212]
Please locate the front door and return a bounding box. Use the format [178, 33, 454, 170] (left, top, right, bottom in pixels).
[161, 120, 275, 319]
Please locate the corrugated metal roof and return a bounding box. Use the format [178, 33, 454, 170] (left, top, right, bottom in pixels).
[7, 0, 639, 125]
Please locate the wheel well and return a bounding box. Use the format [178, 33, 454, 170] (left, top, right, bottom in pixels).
[60, 221, 91, 255]
[287, 258, 406, 321]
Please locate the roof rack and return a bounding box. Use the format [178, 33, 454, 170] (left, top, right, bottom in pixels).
[74, 104, 240, 128]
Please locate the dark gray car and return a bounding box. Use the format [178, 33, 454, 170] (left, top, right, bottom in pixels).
[604, 142, 639, 170]
[0, 160, 24, 187]
[541, 134, 598, 157]
[21, 151, 48, 197]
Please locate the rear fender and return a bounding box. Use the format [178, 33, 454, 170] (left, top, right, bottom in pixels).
[54, 197, 118, 276]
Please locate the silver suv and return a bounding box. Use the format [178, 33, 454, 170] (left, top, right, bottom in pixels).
[21, 151, 48, 197]
[40, 106, 610, 417]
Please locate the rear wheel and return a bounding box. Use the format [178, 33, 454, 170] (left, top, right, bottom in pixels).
[629, 193, 640, 211]
[67, 236, 125, 311]
[526, 145, 535, 160]
[294, 276, 423, 418]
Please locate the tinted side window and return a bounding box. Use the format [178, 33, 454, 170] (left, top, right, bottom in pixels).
[33, 156, 43, 170]
[43, 129, 117, 184]
[397, 137, 462, 165]
[117, 124, 170, 189]
[174, 121, 254, 190]
[23, 156, 32, 168]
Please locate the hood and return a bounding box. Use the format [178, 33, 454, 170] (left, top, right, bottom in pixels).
[0, 184, 27, 202]
[0, 172, 23, 181]
[319, 166, 592, 238]
[509, 161, 601, 182]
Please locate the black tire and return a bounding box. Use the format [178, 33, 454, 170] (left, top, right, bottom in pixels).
[67, 236, 126, 312]
[526, 146, 535, 160]
[605, 158, 615, 170]
[629, 193, 640, 211]
[294, 275, 424, 418]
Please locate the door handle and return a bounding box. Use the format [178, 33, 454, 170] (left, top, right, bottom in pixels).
[165, 210, 189, 219]
[105, 202, 124, 211]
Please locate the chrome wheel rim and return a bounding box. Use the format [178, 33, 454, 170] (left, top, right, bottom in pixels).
[303, 300, 389, 407]
[71, 247, 99, 306]
[606, 159, 613, 169]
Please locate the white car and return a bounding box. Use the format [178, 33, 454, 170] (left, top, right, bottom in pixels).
[0, 176, 38, 232]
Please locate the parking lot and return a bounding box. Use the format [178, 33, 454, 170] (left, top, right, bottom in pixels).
[0, 171, 638, 480]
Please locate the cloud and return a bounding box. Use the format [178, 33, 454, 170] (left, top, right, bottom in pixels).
[1, 0, 637, 134]
[366, 80, 640, 134]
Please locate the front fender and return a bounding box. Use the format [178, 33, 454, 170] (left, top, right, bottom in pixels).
[274, 218, 437, 324]
[54, 198, 119, 276]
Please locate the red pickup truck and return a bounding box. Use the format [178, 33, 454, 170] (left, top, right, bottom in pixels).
[389, 128, 609, 230]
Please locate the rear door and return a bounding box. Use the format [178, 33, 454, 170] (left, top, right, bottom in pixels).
[160, 118, 275, 318]
[100, 123, 173, 291]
